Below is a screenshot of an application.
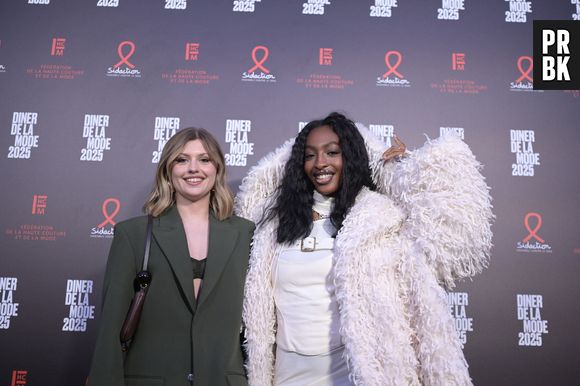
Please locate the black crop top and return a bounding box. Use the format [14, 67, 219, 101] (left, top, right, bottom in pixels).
[191, 258, 207, 280]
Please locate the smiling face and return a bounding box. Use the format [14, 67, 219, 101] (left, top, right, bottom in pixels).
[304, 125, 343, 196]
[170, 139, 217, 206]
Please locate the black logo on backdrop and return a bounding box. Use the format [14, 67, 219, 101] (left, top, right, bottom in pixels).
[533, 20, 580, 90]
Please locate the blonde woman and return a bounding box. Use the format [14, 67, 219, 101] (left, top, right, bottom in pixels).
[89, 128, 254, 386]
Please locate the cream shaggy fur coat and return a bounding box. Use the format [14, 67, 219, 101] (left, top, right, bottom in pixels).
[235, 125, 493, 386]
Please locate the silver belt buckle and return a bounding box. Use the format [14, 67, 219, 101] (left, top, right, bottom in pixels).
[301, 236, 316, 252]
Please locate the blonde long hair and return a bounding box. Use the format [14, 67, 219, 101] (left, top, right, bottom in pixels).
[143, 127, 234, 219]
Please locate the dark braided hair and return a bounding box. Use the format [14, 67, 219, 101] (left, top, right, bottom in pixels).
[264, 112, 376, 244]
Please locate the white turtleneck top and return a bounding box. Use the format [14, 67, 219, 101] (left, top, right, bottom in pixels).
[272, 191, 343, 355]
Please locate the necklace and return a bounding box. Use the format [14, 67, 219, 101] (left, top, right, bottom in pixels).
[312, 191, 334, 220]
[312, 211, 330, 220]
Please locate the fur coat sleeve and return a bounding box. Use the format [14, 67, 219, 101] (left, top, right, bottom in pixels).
[357, 124, 494, 289]
[235, 139, 294, 223]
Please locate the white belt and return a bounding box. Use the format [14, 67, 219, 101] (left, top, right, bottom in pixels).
[288, 236, 335, 252]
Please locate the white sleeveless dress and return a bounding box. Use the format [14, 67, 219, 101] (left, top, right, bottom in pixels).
[271, 193, 354, 386]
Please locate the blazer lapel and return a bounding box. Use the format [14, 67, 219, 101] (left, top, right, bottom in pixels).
[152, 207, 195, 313]
[197, 215, 239, 309]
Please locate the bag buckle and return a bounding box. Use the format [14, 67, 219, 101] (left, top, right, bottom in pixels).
[301, 237, 316, 252]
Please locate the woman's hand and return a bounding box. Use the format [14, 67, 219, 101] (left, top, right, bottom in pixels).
[382, 135, 406, 162]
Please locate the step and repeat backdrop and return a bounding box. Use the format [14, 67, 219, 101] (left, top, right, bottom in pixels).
[1, 1, 579, 385]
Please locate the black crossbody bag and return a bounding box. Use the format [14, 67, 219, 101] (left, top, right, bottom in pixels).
[119, 215, 153, 352]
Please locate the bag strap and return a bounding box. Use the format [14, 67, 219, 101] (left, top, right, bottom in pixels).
[142, 215, 153, 271]
[120, 215, 154, 353]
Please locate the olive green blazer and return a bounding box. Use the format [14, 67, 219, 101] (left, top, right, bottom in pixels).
[88, 207, 254, 386]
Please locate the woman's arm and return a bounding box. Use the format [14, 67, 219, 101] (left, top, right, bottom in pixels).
[357, 122, 493, 288]
[88, 222, 139, 386]
[355, 122, 406, 197]
[389, 135, 493, 289]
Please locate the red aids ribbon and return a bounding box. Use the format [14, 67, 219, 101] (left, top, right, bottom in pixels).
[114, 41, 136, 69]
[522, 212, 545, 243]
[516, 56, 533, 83]
[98, 198, 121, 227]
[383, 51, 404, 79]
[248, 45, 270, 74]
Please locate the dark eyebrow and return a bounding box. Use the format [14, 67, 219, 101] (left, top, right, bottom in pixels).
[305, 141, 340, 150]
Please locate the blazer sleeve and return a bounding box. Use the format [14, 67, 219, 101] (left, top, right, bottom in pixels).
[88, 222, 138, 386]
[377, 135, 494, 289]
